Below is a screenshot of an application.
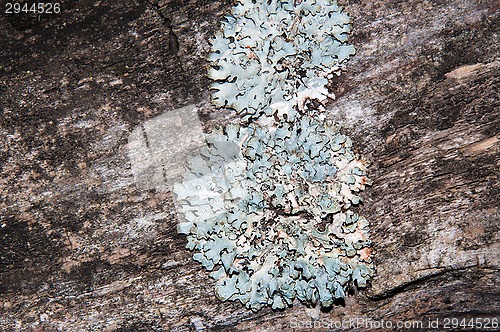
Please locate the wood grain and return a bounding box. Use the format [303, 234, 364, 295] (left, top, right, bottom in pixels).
[0, 0, 498, 330]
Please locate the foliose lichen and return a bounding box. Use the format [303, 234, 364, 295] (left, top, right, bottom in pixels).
[174, 0, 374, 311]
[174, 115, 373, 310]
[208, 0, 355, 120]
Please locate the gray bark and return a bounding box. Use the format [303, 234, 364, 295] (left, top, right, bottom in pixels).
[0, 0, 498, 331]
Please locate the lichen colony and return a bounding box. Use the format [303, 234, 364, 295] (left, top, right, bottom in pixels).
[173, 0, 374, 311]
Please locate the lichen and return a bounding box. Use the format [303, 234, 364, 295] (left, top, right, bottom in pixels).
[174, 115, 373, 310]
[208, 0, 355, 121]
[173, 0, 373, 311]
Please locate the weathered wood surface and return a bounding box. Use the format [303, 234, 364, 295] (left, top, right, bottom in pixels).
[0, 0, 498, 330]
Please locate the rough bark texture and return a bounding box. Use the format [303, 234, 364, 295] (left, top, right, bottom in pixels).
[0, 0, 499, 331]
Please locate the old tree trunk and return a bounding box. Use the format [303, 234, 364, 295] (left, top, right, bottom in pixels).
[1, 0, 498, 331]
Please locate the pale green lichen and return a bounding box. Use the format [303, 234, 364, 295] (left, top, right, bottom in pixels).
[174, 116, 373, 310]
[174, 0, 373, 311]
[208, 0, 355, 121]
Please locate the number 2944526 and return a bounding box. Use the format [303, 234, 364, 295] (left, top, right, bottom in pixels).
[5, 2, 61, 14]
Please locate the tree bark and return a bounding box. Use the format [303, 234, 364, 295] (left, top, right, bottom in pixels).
[0, 0, 498, 331]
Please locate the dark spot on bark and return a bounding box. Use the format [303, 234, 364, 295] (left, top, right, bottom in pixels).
[402, 230, 428, 248]
[0, 214, 65, 294]
[327, 74, 353, 99]
[72, 260, 99, 292]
